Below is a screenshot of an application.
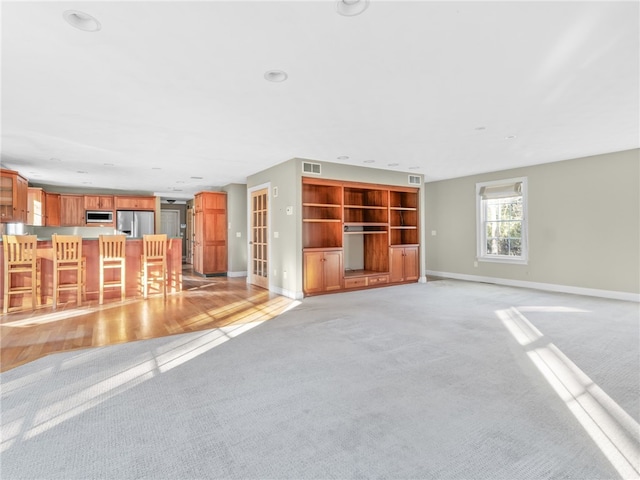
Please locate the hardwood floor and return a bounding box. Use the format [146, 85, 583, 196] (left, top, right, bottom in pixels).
[0, 266, 297, 372]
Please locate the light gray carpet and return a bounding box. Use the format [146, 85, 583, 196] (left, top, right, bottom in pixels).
[1, 280, 638, 479]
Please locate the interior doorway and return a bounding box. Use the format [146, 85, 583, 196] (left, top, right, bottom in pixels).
[249, 187, 269, 289]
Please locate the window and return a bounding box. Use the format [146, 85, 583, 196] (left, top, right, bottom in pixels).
[476, 177, 528, 264]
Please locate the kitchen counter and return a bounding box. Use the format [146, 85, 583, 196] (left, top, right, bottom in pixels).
[1, 237, 182, 311]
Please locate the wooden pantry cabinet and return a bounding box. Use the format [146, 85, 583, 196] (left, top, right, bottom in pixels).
[302, 177, 419, 296]
[193, 191, 227, 276]
[0, 169, 28, 223]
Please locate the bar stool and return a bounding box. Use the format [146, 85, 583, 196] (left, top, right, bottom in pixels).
[98, 234, 127, 305]
[2, 235, 41, 314]
[52, 234, 86, 309]
[141, 234, 167, 299]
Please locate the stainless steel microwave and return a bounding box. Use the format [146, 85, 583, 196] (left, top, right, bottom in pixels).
[86, 210, 113, 223]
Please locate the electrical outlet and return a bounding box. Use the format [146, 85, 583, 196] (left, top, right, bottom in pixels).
[274, 231, 279, 238]
[286, 206, 293, 215]
[474, 261, 478, 267]
[431, 230, 437, 236]
[236, 232, 241, 238]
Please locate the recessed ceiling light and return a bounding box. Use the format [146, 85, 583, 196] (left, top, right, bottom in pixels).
[474, 126, 486, 131]
[409, 166, 420, 170]
[264, 70, 288, 82]
[63, 10, 101, 32]
[176, 181, 185, 184]
[505, 135, 517, 140]
[388, 163, 399, 167]
[190, 176, 204, 180]
[77, 170, 87, 174]
[82, 181, 92, 185]
[152, 167, 162, 170]
[336, 0, 369, 17]
[363, 160, 375, 164]
[337, 156, 349, 160]
[103, 163, 114, 166]
[50, 157, 61, 162]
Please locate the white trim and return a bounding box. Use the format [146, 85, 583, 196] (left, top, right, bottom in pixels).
[271, 285, 304, 300]
[426, 270, 640, 303]
[227, 271, 247, 278]
[476, 176, 528, 264]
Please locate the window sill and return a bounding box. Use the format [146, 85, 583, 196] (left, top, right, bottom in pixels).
[477, 255, 528, 265]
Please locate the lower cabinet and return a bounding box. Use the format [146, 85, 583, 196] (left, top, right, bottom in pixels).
[304, 249, 343, 295]
[389, 246, 419, 283]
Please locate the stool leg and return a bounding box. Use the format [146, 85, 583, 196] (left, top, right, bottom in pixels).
[3, 267, 9, 314]
[99, 259, 104, 305]
[31, 260, 37, 311]
[53, 264, 58, 310]
[36, 259, 42, 308]
[121, 261, 126, 302]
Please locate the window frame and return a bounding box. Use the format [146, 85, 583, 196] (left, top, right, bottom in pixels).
[476, 177, 528, 265]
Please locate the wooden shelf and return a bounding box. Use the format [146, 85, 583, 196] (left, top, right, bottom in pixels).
[303, 202, 341, 208]
[303, 218, 342, 223]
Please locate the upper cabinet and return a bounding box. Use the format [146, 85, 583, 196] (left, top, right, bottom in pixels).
[114, 196, 155, 211]
[84, 195, 114, 210]
[60, 195, 85, 226]
[45, 192, 61, 226]
[0, 169, 28, 223]
[27, 187, 46, 226]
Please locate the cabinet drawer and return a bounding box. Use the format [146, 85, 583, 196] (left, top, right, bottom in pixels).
[368, 275, 389, 285]
[344, 277, 367, 289]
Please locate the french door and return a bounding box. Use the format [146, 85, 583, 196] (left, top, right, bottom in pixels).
[249, 188, 269, 289]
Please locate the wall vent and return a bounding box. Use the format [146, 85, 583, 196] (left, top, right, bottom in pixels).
[408, 174, 421, 185]
[302, 161, 321, 175]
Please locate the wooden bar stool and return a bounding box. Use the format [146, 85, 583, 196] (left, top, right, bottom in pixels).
[141, 234, 167, 299]
[52, 234, 86, 309]
[2, 235, 41, 314]
[98, 234, 127, 305]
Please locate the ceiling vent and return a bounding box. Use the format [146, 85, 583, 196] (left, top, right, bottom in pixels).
[302, 162, 321, 175]
[408, 175, 421, 185]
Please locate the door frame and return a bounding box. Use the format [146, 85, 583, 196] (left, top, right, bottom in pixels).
[247, 182, 271, 290]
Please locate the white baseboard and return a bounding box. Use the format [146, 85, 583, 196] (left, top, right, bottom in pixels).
[270, 285, 304, 300]
[227, 271, 247, 278]
[426, 270, 640, 303]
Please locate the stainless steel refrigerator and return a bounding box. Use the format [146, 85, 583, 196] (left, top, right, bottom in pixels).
[116, 211, 155, 237]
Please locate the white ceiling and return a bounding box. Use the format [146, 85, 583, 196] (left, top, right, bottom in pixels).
[2, 1, 638, 200]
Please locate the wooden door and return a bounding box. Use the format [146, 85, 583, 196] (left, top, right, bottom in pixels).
[249, 188, 268, 289]
[403, 246, 419, 281]
[303, 251, 324, 294]
[323, 250, 343, 291]
[202, 193, 227, 274]
[45, 192, 61, 226]
[389, 247, 405, 283]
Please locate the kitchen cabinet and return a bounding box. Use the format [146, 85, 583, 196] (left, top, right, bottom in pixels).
[389, 246, 419, 283]
[84, 195, 114, 210]
[45, 192, 61, 226]
[193, 191, 227, 276]
[60, 195, 85, 226]
[114, 196, 155, 211]
[27, 187, 46, 226]
[303, 249, 343, 294]
[0, 169, 28, 223]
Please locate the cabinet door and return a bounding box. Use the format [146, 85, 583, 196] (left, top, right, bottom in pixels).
[15, 175, 28, 223]
[114, 196, 155, 210]
[60, 195, 85, 226]
[85, 195, 114, 210]
[403, 246, 419, 281]
[389, 247, 406, 283]
[27, 188, 45, 226]
[303, 251, 325, 295]
[323, 250, 343, 291]
[0, 170, 28, 223]
[45, 193, 61, 226]
[193, 209, 203, 272]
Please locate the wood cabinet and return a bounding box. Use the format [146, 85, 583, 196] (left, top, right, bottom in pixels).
[114, 196, 155, 211]
[302, 177, 420, 296]
[0, 169, 28, 223]
[27, 188, 46, 226]
[60, 195, 85, 226]
[84, 195, 114, 210]
[303, 249, 343, 294]
[193, 191, 227, 276]
[389, 246, 419, 283]
[45, 192, 61, 226]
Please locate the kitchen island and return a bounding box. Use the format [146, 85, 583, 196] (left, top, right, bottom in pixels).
[1, 237, 182, 311]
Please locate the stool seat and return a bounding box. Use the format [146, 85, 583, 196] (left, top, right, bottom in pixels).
[2, 235, 41, 314]
[141, 234, 168, 299]
[52, 234, 86, 309]
[99, 235, 127, 305]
